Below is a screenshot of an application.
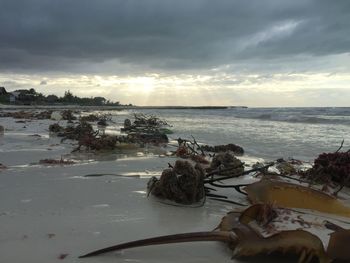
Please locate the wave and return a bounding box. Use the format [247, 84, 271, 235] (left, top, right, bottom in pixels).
[233, 113, 350, 125]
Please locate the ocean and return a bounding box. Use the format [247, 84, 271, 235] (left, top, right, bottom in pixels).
[115, 107, 350, 161]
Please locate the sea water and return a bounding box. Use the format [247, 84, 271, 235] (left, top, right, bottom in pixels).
[120, 107, 350, 161]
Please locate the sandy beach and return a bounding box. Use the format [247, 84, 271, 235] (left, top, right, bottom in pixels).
[0, 109, 251, 263]
[1, 107, 350, 263]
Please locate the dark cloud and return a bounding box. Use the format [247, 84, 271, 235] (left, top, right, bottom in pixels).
[0, 0, 349, 73]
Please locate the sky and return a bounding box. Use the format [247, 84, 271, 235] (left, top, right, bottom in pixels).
[0, 0, 350, 106]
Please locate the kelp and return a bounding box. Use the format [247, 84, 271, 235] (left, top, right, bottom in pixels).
[79, 204, 331, 262]
[327, 229, 350, 261]
[245, 179, 350, 218]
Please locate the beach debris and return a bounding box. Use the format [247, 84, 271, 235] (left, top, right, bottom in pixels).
[201, 143, 244, 155]
[39, 158, 75, 165]
[79, 204, 331, 262]
[49, 123, 65, 133]
[303, 151, 350, 188]
[0, 163, 7, 170]
[117, 113, 171, 149]
[73, 134, 118, 152]
[58, 253, 69, 260]
[0, 125, 4, 135]
[175, 137, 209, 164]
[80, 114, 99, 122]
[327, 229, 350, 260]
[147, 160, 205, 205]
[0, 110, 53, 119]
[121, 113, 172, 134]
[275, 158, 298, 175]
[61, 109, 77, 121]
[49, 118, 168, 152]
[174, 138, 245, 165]
[207, 152, 244, 176]
[47, 233, 56, 239]
[60, 121, 95, 141]
[245, 179, 350, 218]
[133, 113, 169, 128]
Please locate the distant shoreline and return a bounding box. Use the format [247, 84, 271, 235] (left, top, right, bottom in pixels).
[0, 104, 247, 110]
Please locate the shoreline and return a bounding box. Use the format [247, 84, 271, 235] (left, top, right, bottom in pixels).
[0, 104, 246, 110]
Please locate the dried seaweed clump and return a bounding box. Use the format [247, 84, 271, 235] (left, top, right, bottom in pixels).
[208, 152, 244, 176]
[75, 135, 117, 151]
[39, 158, 75, 165]
[133, 113, 169, 127]
[49, 123, 64, 133]
[201, 143, 244, 155]
[80, 114, 99, 122]
[63, 121, 95, 141]
[147, 160, 205, 204]
[304, 151, 350, 186]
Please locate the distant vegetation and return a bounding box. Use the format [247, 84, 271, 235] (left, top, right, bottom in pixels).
[0, 87, 129, 106]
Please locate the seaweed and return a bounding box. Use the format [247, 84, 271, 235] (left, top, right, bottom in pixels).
[79, 204, 331, 263]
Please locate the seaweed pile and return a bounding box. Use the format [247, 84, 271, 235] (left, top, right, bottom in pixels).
[122, 113, 172, 134]
[304, 151, 350, 187]
[39, 158, 75, 165]
[201, 143, 244, 155]
[48, 113, 171, 152]
[207, 151, 244, 176]
[120, 113, 171, 147]
[174, 137, 245, 166]
[147, 160, 205, 205]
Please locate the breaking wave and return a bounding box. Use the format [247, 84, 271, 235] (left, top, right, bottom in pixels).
[229, 107, 350, 125]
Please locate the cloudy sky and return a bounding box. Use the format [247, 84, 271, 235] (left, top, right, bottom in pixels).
[1, 0, 349, 106]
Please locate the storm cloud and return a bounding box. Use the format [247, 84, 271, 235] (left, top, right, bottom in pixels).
[1, 0, 350, 73]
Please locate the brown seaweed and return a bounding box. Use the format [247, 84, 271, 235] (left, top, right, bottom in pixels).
[327, 229, 350, 261]
[245, 179, 350, 218]
[79, 204, 331, 262]
[147, 160, 205, 205]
